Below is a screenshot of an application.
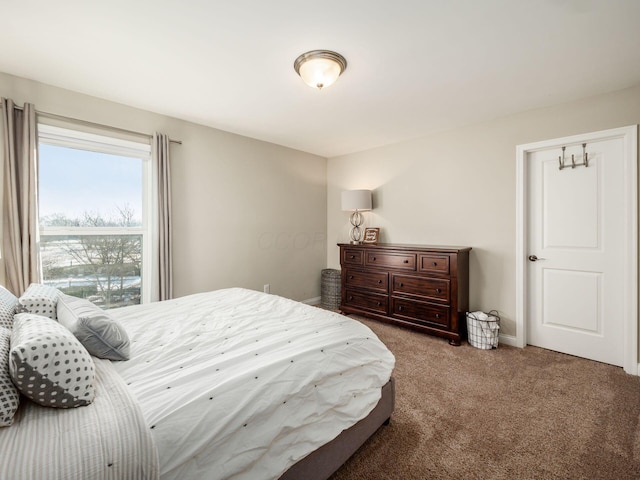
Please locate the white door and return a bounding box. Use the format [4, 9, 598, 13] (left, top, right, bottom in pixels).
[526, 134, 629, 366]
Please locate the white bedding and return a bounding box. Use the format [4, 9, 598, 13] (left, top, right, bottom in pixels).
[111, 288, 395, 480]
[0, 358, 158, 480]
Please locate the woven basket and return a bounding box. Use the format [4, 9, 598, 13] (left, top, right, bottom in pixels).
[321, 269, 341, 310]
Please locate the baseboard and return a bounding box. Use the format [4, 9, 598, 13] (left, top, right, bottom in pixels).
[302, 296, 321, 306]
[499, 333, 518, 347]
[301, 303, 520, 347]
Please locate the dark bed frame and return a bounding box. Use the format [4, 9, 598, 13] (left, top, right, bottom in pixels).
[280, 377, 395, 480]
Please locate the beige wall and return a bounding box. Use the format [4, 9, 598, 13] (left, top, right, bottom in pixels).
[327, 83, 640, 337]
[2, 70, 640, 333]
[0, 72, 327, 301]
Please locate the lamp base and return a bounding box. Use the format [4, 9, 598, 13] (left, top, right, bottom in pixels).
[349, 211, 364, 243]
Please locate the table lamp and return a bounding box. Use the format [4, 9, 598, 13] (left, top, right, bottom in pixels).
[341, 190, 372, 244]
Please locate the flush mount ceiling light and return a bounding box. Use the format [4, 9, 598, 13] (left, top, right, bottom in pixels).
[294, 50, 347, 90]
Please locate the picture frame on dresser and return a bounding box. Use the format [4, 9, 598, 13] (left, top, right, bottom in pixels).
[338, 243, 471, 345]
[362, 228, 380, 244]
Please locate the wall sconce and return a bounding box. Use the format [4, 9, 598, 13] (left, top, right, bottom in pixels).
[294, 50, 347, 90]
[341, 189, 372, 244]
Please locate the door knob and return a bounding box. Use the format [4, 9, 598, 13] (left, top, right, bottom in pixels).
[528, 255, 545, 262]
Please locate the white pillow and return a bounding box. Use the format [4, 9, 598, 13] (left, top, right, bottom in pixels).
[18, 283, 61, 320]
[0, 327, 20, 426]
[0, 286, 18, 329]
[10, 313, 95, 408]
[57, 294, 130, 361]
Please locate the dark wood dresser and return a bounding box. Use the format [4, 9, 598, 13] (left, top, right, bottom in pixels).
[338, 243, 471, 345]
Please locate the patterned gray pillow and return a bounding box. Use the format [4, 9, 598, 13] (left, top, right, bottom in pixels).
[0, 327, 20, 426]
[57, 294, 130, 361]
[0, 286, 18, 329]
[18, 284, 61, 320]
[10, 313, 95, 408]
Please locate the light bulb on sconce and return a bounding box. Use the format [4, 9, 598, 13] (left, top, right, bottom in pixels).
[341, 189, 372, 244]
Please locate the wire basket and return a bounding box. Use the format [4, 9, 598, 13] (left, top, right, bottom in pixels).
[321, 269, 341, 310]
[466, 310, 500, 349]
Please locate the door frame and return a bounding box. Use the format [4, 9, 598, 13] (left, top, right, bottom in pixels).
[515, 125, 638, 375]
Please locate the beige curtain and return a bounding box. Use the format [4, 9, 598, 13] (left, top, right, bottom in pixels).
[152, 132, 173, 301]
[1, 98, 40, 296]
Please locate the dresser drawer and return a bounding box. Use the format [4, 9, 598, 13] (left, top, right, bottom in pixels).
[343, 248, 364, 266]
[345, 269, 388, 293]
[392, 274, 450, 303]
[344, 289, 388, 314]
[391, 297, 450, 327]
[365, 251, 416, 271]
[418, 255, 450, 274]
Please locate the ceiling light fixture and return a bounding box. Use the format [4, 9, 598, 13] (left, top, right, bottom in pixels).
[294, 50, 347, 90]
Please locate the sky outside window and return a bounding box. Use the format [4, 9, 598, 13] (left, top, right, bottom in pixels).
[38, 143, 143, 224]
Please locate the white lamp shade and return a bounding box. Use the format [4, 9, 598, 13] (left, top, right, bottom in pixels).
[342, 190, 372, 212]
[298, 57, 343, 89]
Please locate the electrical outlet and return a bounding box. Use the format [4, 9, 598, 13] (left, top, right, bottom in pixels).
[263, 284, 270, 294]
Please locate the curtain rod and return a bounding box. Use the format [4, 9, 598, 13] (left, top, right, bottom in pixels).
[2, 102, 182, 145]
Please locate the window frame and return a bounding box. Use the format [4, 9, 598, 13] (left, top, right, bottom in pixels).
[37, 124, 153, 305]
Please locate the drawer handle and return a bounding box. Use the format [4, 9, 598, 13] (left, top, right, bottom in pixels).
[403, 260, 409, 264]
[398, 306, 404, 311]
[348, 296, 354, 301]
[377, 279, 383, 284]
[372, 257, 377, 261]
[435, 288, 441, 294]
[350, 255, 355, 259]
[435, 313, 441, 319]
[399, 282, 404, 287]
[432, 261, 438, 267]
[376, 301, 381, 306]
[349, 275, 354, 279]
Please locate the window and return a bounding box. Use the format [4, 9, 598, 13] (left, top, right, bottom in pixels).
[37, 125, 152, 308]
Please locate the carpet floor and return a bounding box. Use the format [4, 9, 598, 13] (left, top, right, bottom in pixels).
[329, 316, 640, 480]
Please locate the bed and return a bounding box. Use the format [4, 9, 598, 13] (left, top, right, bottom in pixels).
[0, 286, 395, 480]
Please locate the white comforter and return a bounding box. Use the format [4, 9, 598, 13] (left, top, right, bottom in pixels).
[111, 288, 395, 480]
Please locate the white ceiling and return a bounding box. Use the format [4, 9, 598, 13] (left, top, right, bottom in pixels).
[1, 0, 640, 158]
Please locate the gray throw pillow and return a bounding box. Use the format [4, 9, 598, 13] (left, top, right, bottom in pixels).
[0, 286, 18, 329]
[57, 294, 130, 361]
[18, 283, 61, 320]
[10, 313, 95, 408]
[0, 327, 20, 426]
